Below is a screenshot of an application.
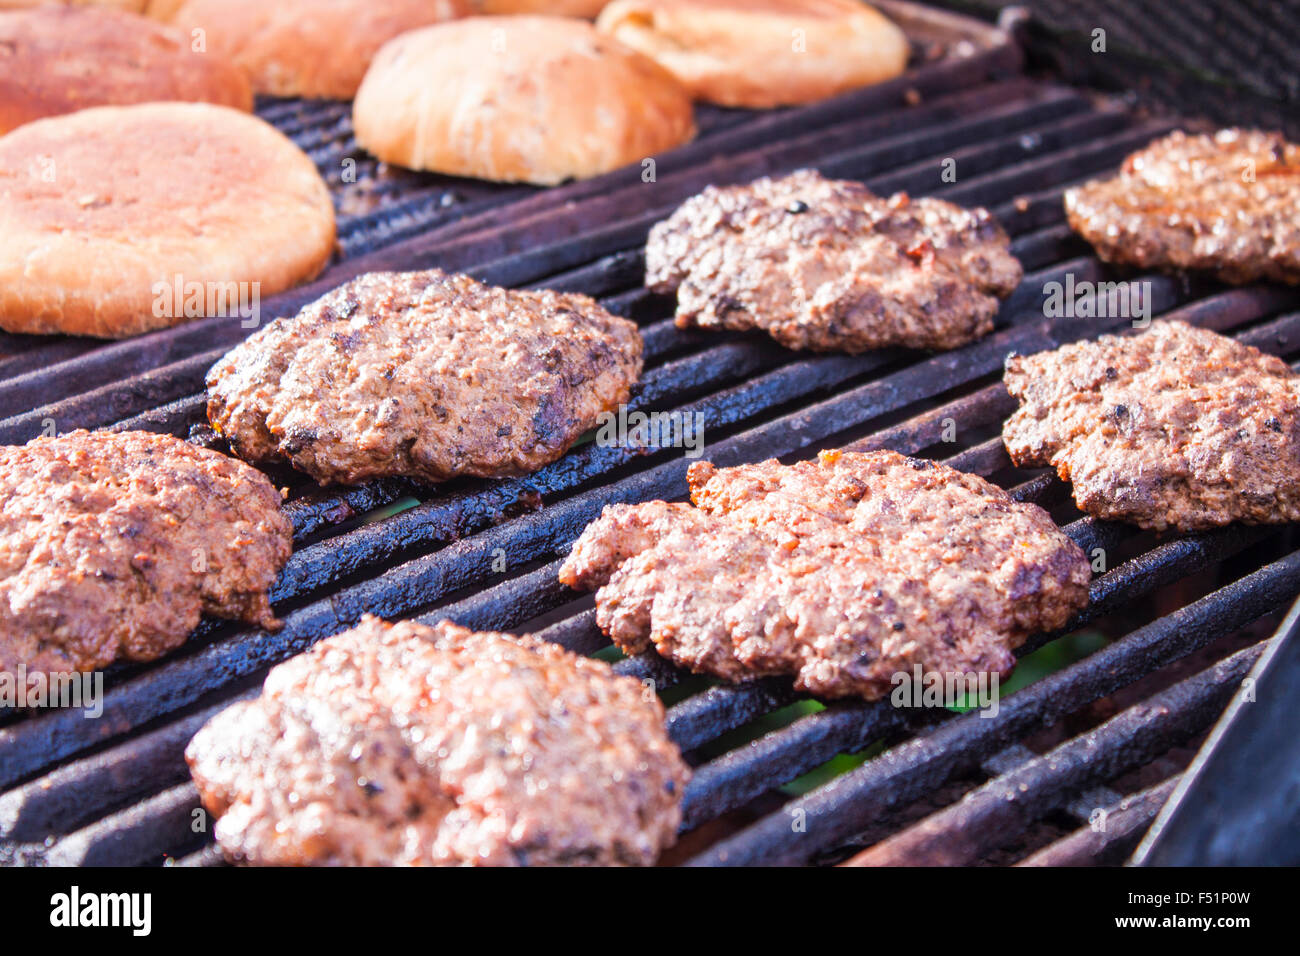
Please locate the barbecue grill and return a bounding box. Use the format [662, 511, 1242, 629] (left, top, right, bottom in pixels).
[2, 1, 1298, 868]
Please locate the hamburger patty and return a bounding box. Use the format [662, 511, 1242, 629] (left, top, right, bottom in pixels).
[186, 616, 689, 866]
[207, 269, 644, 486]
[645, 169, 1023, 353]
[0, 430, 291, 677]
[1064, 128, 1300, 284]
[1003, 320, 1300, 531]
[558, 450, 1090, 699]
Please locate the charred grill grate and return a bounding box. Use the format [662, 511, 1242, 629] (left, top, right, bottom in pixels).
[935, 0, 1300, 139]
[1, 6, 1298, 867]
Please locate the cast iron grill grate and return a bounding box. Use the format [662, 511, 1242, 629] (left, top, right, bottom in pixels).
[932, 0, 1300, 139]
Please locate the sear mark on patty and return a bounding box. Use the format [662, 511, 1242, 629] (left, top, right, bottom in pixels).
[185, 616, 689, 867]
[206, 269, 643, 486]
[0, 429, 291, 677]
[1064, 128, 1300, 285]
[558, 449, 1090, 700]
[645, 169, 1023, 354]
[1003, 319, 1300, 531]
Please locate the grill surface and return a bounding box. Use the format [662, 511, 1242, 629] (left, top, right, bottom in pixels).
[2, 5, 1298, 867]
[935, 0, 1300, 140]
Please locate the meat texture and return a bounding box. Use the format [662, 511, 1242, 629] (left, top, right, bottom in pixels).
[1064, 128, 1300, 284]
[0, 429, 291, 676]
[645, 169, 1023, 353]
[559, 449, 1091, 699]
[207, 269, 643, 485]
[186, 616, 688, 866]
[1003, 319, 1300, 531]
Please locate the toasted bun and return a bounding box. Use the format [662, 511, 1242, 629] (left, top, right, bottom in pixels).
[596, 0, 910, 108]
[354, 16, 695, 186]
[475, 0, 610, 15]
[0, 103, 336, 338]
[0, 7, 252, 135]
[165, 0, 469, 99]
[0, 1, 148, 10]
[0, 1, 188, 20]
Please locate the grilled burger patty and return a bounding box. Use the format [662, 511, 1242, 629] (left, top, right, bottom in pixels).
[186, 616, 689, 866]
[559, 449, 1090, 699]
[645, 169, 1023, 353]
[207, 269, 644, 486]
[1065, 128, 1300, 285]
[0, 430, 291, 677]
[1003, 320, 1300, 531]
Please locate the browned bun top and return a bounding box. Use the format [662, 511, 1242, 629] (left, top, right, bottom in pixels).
[0, 6, 252, 134]
[165, 0, 471, 99]
[353, 15, 696, 185]
[474, 0, 611, 14]
[596, 0, 911, 108]
[0, 1, 151, 11]
[0, 102, 336, 339]
[0, 2, 188, 21]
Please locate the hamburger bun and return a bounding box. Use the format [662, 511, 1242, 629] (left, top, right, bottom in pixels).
[0, 1, 149, 10]
[0, 1, 187, 18]
[165, 0, 470, 99]
[474, 1, 610, 15]
[0, 6, 252, 135]
[596, 0, 910, 108]
[353, 16, 695, 185]
[0, 102, 336, 338]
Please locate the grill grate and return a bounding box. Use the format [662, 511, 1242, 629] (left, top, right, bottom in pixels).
[2, 7, 1298, 866]
[933, 0, 1300, 139]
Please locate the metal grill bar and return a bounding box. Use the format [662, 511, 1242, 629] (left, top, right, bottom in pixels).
[44, 783, 203, 868]
[416, 92, 1106, 282]
[0, 695, 248, 844]
[978, 743, 1122, 827]
[686, 554, 1300, 866]
[460, 118, 1160, 296]
[842, 643, 1263, 866]
[1017, 777, 1182, 867]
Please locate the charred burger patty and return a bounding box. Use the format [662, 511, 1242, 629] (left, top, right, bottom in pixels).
[0, 429, 291, 676]
[1003, 319, 1300, 531]
[559, 449, 1091, 699]
[1064, 128, 1300, 285]
[186, 616, 689, 866]
[206, 269, 644, 486]
[645, 169, 1023, 353]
